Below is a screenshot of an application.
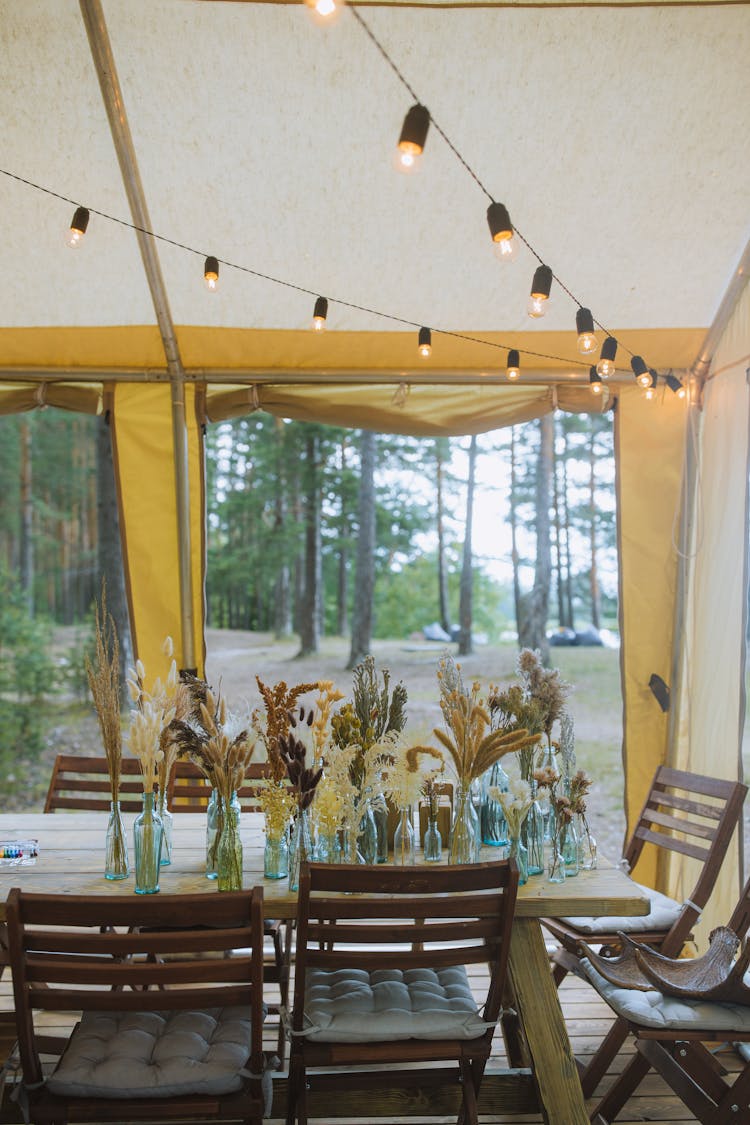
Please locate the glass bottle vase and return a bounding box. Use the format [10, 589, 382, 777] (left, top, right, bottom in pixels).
[217, 801, 243, 892]
[449, 781, 480, 864]
[133, 791, 163, 895]
[393, 806, 416, 865]
[358, 801, 378, 865]
[562, 819, 580, 876]
[481, 761, 509, 846]
[577, 814, 598, 870]
[372, 797, 389, 864]
[104, 799, 129, 880]
[264, 833, 289, 879]
[315, 831, 341, 864]
[422, 812, 442, 862]
[521, 784, 545, 876]
[206, 789, 240, 879]
[289, 807, 313, 892]
[157, 789, 173, 867]
[508, 835, 528, 885]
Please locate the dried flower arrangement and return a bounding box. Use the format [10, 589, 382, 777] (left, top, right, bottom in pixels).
[435, 654, 536, 788]
[125, 637, 188, 794]
[85, 587, 123, 803]
[381, 738, 443, 810]
[550, 768, 592, 856]
[488, 649, 570, 781]
[252, 677, 319, 782]
[494, 777, 535, 839]
[170, 686, 256, 809]
[278, 710, 324, 814]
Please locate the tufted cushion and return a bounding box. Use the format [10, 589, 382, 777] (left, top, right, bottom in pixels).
[301, 966, 491, 1042]
[560, 882, 682, 935]
[581, 959, 750, 1033]
[47, 1007, 255, 1098]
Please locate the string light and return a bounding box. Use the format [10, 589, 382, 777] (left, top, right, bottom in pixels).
[631, 355, 652, 388]
[644, 376, 657, 401]
[665, 372, 686, 398]
[204, 256, 219, 292]
[506, 349, 520, 380]
[418, 326, 432, 357]
[65, 206, 89, 249]
[597, 336, 618, 378]
[311, 296, 328, 332]
[486, 202, 516, 261]
[395, 104, 430, 174]
[589, 366, 603, 395]
[528, 265, 553, 318]
[576, 307, 597, 355]
[304, 0, 339, 20]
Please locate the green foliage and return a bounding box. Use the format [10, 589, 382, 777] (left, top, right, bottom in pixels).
[0, 565, 60, 797]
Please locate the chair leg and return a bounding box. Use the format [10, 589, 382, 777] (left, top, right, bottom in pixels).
[590, 1049, 652, 1124]
[579, 1015, 630, 1098]
[286, 1056, 305, 1125]
[458, 1058, 479, 1125]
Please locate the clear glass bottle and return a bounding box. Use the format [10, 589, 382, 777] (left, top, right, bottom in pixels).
[206, 788, 240, 879]
[508, 835, 528, 885]
[358, 800, 378, 865]
[104, 799, 129, 881]
[562, 818, 580, 877]
[521, 782, 545, 876]
[423, 808, 442, 862]
[372, 788, 389, 864]
[217, 799, 243, 892]
[393, 806, 416, 865]
[289, 807, 313, 892]
[157, 789, 173, 867]
[449, 780, 480, 864]
[264, 832, 289, 879]
[481, 761, 509, 847]
[133, 791, 163, 895]
[578, 815, 598, 870]
[315, 831, 341, 864]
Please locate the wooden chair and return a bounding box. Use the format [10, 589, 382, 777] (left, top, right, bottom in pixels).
[5, 886, 268, 1125]
[285, 859, 519, 1125]
[583, 873, 750, 1123]
[44, 754, 146, 813]
[543, 766, 747, 1097]
[170, 758, 291, 1064]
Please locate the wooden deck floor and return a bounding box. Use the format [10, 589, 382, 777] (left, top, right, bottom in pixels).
[0, 954, 742, 1123]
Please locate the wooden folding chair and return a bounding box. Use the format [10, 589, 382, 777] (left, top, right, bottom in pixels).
[543, 766, 747, 1097]
[170, 758, 291, 1064]
[44, 754, 146, 813]
[5, 886, 268, 1125]
[285, 859, 519, 1125]
[583, 874, 750, 1123]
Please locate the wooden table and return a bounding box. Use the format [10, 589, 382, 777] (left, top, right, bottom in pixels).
[0, 812, 648, 1125]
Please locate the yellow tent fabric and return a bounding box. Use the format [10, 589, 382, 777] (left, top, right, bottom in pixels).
[670, 286, 750, 943]
[110, 382, 206, 681]
[616, 383, 688, 886]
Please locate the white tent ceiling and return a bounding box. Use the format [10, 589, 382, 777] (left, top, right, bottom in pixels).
[1, 0, 749, 384]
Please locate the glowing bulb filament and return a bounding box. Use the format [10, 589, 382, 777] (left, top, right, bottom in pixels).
[527, 295, 546, 318]
[578, 332, 597, 355]
[597, 358, 615, 378]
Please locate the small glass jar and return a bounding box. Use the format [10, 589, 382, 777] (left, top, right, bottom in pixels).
[448, 781, 480, 865]
[157, 789, 173, 867]
[393, 806, 416, 865]
[508, 835, 528, 885]
[521, 783, 545, 876]
[264, 833, 289, 879]
[481, 761, 509, 847]
[217, 800, 243, 892]
[562, 819, 580, 877]
[358, 801, 378, 865]
[206, 789, 240, 879]
[315, 831, 342, 864]
[289, 807, 313, 892]
[422, 810, 442, 862]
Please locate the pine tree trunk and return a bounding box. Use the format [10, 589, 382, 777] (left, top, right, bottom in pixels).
[19, 417, 33, 616]
[273, 424, 292, 638]
[552, 424, 567, 628]
[561, 443, 575, 629]
[436, 441, 451, 634]
[588, 427, 601, 629]
[96, 412, 132, 698]
[518, 416, 553, 663]
[348, 430, 377, 669]
[298, 431, 321, 656]
[458, 435, 477, 656]
[336, 546, 348, 635]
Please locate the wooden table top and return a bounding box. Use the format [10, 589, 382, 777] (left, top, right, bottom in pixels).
[0, 811, 649, 922]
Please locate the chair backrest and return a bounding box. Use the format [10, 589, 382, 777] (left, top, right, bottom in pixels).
[44, 754, 147, 813]
[625, 766, 747, 955]
[290, 860, 519, 1039]
[5, 886, 265, 1087]
[170, 759, 280, 812]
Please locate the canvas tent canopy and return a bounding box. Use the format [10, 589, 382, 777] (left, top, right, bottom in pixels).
[1, 0, 749, 932]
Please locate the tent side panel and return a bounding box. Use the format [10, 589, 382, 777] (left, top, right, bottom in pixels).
[616, 384, 686, 887]
[111, 383, 205, 681]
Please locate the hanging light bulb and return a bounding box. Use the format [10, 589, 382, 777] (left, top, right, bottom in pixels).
[665, 373, 685, 397]
[418, 326, 432, 358]
[527, 264, 553, 318]
[395, 104, 430, 174]
[486, 202, 516, 261]
[311, 296, 328, 332]
[576, 308, 598, 355]
[304, 0, 339, 19]
[631, 355, 651, 388]
[597, 336, 618, 378]
[589, 366, 603, 395]
[204, 256, 219, 292]
[506, 349, 520, 380]
[65, 206, 89, 249]
[644, 382, 657, 401]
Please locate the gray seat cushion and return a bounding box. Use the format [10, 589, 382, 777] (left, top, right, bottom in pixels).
[581, 959, 750, 1033]
[47, 1007, 255, 1098]
[560, 882, 682, 934]
[301, 965, 492, 1042]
